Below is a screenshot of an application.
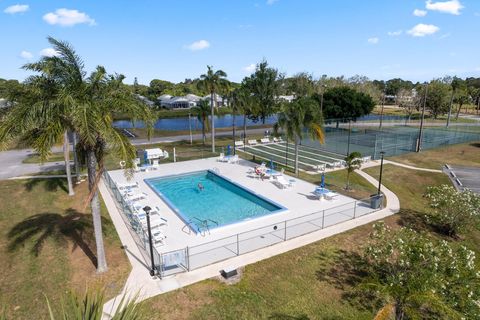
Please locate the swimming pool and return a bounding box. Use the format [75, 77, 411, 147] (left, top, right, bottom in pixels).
[145, 170, 285, 232]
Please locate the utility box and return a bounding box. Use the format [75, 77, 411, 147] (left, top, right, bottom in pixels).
[221, 266, 238, 279]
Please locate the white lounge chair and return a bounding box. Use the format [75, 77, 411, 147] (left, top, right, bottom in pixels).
[260, 138, 270, 144]
[235, 141, 244, 147]
[248, 139, 258, 146]
[217, 153, 228, 162]
[227, 155, 239, 164]
[116, 181, 139, 191]
[273, 175, 293, 189]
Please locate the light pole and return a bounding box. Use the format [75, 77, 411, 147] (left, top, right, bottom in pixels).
[143, 206, 156, 277]
[377, 151, 385, 196]
[188, 113, 193, 145]
[416, 83, 428, 152]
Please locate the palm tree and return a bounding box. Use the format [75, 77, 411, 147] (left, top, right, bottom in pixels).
[0, 37, 154, 273]
[273, 97, 324, 176]
[0, 74, 76, 196]
[191, 99, 210, 145]
[344, 152, 362, 190]
[197, 66, 228, 153]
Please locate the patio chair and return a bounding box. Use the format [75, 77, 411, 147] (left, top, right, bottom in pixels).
[235, 141, 244, 147]
[272, 175, 293, 189]
[227, 155, 239, 164]
[116, 181, 139, 191]
[217, 153, 227, 162]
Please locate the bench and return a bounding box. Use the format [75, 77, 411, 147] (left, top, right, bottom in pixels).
[248, 139, 258, 146]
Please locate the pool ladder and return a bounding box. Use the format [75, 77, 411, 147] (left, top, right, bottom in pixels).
[185, 217, 219, 236]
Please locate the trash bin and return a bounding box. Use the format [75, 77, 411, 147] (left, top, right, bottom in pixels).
[370, 194, 383, 209]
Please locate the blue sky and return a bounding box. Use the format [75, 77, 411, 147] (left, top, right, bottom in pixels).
[1, 0, 479, 84]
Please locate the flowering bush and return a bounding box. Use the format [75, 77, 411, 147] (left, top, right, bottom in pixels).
[424, 184, 480, 237]
[363, 222, 480, 319]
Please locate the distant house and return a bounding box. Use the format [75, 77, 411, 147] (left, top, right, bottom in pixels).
[202, 94, 227, 107]
[135, 94, 155, 107]
[277, 95, 295, 103]
[158, 93, 227, 109]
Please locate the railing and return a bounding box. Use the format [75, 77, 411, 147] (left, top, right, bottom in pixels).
[103, 170, 383, 279]
[161, 196, 381, 276]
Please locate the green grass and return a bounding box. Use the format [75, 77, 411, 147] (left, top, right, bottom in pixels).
[0, 178, 130, 319]
[388, 141, 480, 170]
[22, 152, 71, 164]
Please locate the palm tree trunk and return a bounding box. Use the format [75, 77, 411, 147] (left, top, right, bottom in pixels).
[202, 120, 206, 145]
[86, 149, 108, 273]
[294, 137, 300, 177]
[72, 132, 81, 181]
[211, 92, 215, 153]
[346, 170, 351, 190]
[64, 130, 74, 196]
[455, 103, 462, 120]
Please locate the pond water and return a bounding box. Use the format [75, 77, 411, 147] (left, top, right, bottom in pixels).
[113, 113, 406, 131]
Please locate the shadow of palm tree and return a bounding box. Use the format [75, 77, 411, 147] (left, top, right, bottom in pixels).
[24, 177, 69, 194]
[7, 208, 108, 268]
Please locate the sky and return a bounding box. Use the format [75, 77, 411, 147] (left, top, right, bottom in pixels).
[1, 0, 479, 84]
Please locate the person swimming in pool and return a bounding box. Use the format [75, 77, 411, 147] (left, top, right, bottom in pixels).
[198, 182, 204, 191]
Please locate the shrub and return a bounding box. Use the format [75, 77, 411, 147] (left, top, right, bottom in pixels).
[424, 184, 480, 238]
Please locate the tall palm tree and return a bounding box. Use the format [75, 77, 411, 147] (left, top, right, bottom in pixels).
[0, 74, 76, 196]
[273, 97, 325, 176]
[230, 86, 257, 149]
[0, 37, 154, 273]
[197, 66, 228, 152]
[191, 99, 210, 145]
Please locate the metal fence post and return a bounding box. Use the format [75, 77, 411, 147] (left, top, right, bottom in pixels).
[322, 210, 325, 228]
[236, 234, 240, 255]
[284, 221, 287, 240]
[186, 246, 190, 271]
[353, 201, 357, 219]
[173, 147, 176, 162]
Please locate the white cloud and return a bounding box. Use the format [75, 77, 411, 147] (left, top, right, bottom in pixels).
[243, 64, 256, 73]
[19, 50, 33, 59]
[43, 8, 96, 26]
[413, 9, 428, 17]
[40, 48, 60, 57]
[367, 37, 379, 44]
[266, 0, 279, 5]
[185, 40, 210, 51]
[4, 4, 29, 14]
[407, 23, 440, 37]
[425, 0, 464, 15]
[387, 30, 402, 36]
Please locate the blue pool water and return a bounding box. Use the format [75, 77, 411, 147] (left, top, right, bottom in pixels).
[145, 170, 285, 230]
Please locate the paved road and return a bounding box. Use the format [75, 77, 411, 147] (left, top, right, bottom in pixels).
[0, 148, 66, 180]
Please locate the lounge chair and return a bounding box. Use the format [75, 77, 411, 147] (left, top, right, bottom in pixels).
[235, 141, 244, 147]
[116, 181, 139, 191]
[227, 155, 239, 164]
[312, 187, 338, 200]
[124, 191, 147, 202]
[217, 153, 227, 162]
[272, 175, 294, 189]
[248, 139, 258, 146]
[260, 138, 270, 144]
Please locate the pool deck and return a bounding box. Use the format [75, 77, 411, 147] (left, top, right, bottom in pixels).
[106, 158, 372, 254]
[102, 158, 400, 319]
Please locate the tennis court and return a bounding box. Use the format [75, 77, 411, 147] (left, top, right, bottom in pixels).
[239, 142, 346, 173]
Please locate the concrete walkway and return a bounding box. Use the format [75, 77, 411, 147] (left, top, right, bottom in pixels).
[360, 158, 443, 173]
[101, 167, 400, 318]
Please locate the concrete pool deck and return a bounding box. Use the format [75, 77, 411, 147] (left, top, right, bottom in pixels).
[102, 158, 400, 318]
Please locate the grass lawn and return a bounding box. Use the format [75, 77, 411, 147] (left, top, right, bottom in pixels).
[388, 141, 480, 170]
[0, 178, 130, 319]
[22, 152, 72, 164]
[139, 160, 455, 319]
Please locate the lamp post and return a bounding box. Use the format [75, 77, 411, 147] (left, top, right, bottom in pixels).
[143, 206, 156, 277]
[379, 88, 386, 130]
[416, 83, 428, 152]
[377, 151, 385, 196]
